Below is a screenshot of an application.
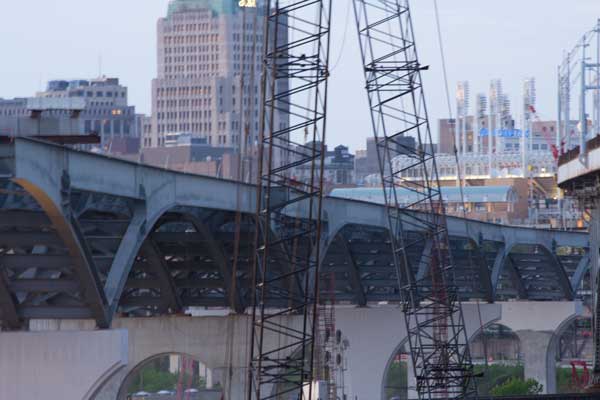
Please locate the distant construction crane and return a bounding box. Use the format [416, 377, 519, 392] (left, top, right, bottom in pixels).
[352, 1, 478, 398]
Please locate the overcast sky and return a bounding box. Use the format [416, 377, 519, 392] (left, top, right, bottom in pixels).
[0, 1, 598, 151]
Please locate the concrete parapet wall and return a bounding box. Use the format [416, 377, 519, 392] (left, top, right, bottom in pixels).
[0, 329, 127, 400]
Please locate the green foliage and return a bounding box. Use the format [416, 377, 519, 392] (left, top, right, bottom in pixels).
[489, 377, 543, 396]
[384, 362, 532, 399]
[128, 360, 207, 394]
[557, 366, 590, 393]
[130, 366, 179, 393]
[557, 367, 575, 393]
[384, 360, 408, 400]
[474, 364, 524, 396]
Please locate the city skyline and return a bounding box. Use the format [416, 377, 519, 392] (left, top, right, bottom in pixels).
[0, 0, 598, 151]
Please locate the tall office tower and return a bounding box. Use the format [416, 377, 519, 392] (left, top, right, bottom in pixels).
[147, 0, 288, 161]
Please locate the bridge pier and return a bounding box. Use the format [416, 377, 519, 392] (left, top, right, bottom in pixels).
[93, 368, 128, 400]
[517, 330, 556, 394]
[0, 302, 583, 399]
[217, 367, 247, 400]
[497, 301, 582, 395]
[0, 328, 127, 400]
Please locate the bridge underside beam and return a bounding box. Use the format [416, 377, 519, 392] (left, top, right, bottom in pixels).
[140, 241, 181, 313]
[182, 213, 243, 314]
[338, 234, 367, 306]
[0, 272, 20, 329]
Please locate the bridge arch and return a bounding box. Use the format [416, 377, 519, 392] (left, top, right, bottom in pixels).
[113, 206, 259, 317]
[491, 242, 574, 302]
[89, 315, 254, 400]
[2, 177, 110, 328]
[381, 339, 411, 400]
[116, 352, 223, 400]
[550, 314, 592, 393]
[321, 222, 496, 305]
[379, 304, 501, 400]
[469, 322, 529, 396]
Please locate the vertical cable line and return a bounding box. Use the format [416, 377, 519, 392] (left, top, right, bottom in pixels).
[352, 0, 477, 398]
[247, 1, 333, 399]
[434, 0, 489, 375]
[433, 0, 453, 120]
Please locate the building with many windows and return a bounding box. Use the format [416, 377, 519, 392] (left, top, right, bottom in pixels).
[0, 77, 141, 154]
[37, 77, 138, 147]
[293, 143, 356, 192]
[148, 0, 287, 158]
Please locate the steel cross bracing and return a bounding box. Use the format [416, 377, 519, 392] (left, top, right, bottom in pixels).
[247, 1, 332, 399]
[352, 1, 477, 398]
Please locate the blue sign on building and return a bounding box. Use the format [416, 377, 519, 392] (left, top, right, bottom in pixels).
[479, 128, 529, 138]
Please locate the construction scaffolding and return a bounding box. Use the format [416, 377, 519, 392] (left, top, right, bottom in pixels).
[247, 1, 332, 399]
[352, 0, 477, 398]
[557, 19, 600, 390]
[559, 19, 600, 154]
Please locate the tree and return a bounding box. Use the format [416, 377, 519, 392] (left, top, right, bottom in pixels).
[131, 367, 178, 393]
[490, 377, 543, 396]
[475, 364, 524, 396]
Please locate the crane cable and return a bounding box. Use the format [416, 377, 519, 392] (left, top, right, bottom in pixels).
[433, 0, 453, 119]
[433, 0, 490, 372]
[330, 3, 351, 72]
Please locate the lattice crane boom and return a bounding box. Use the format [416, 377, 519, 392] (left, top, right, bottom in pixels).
[247, 1, 332, 399]
[352, 1, 478, 398]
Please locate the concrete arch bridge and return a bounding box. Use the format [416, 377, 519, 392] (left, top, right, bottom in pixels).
[0, 138, 593, 400]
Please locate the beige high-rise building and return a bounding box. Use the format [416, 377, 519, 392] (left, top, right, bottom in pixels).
[147, 0, 285, 154]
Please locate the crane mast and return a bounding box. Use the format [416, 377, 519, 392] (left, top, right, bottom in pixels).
[247, 1, 332, 399]
[352, 1, 477, 398]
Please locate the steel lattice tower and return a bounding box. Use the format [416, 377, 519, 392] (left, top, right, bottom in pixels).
[247, 1, 332, 399]
[352, 1, 477, 398]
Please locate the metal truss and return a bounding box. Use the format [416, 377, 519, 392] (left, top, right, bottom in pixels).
[247, 0, 332, 399]
[352, 1, 477, 398]
[0, 181, 111, 328]
[0, 174, 587, 331]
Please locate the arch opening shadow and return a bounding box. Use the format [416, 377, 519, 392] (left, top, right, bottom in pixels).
[119, 353, 224, 400]
[382, 342, 409, 400]
[470, 323, 523, 396]
[554, 316, 593, 394]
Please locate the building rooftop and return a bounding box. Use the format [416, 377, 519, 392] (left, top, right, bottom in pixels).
[167, 0, 242, 17]
[330, 185, 517, 205]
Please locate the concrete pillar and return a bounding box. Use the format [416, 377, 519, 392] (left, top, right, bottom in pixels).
[205, 366, 214, 389]
[516, 330, 555, 394]
[217, 367, 246, 400]
[0, 329, 127, 400]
